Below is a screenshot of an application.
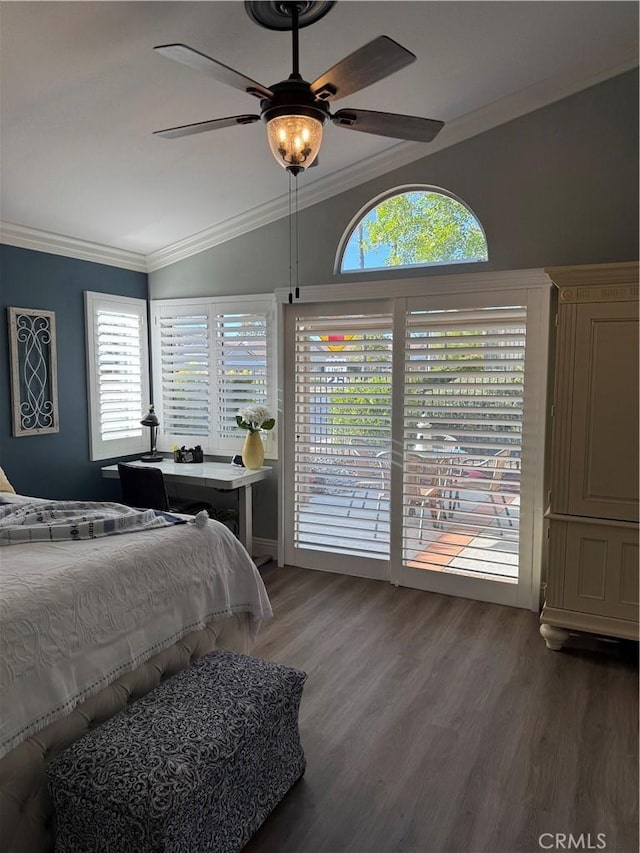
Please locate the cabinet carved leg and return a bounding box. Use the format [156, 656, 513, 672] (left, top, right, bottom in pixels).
[540, 623, 570, 651]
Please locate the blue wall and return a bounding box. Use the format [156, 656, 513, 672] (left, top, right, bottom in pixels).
[0, 245, 148, 500]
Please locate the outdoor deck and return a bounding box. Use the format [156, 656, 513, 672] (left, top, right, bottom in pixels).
[295, 482, 520, 580]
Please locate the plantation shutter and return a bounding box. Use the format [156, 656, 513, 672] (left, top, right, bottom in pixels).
[157, 307, 211, 441]
[151, 297, 275, 454]
[402, 306, 526, 577]
[96, 309, 144, 439]
[85, 292, 149, 461]
[214, 306, 271, 450]
[293, 312, 393, 557]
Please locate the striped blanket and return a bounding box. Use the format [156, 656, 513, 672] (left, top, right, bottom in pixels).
[0, 499, 192, 545]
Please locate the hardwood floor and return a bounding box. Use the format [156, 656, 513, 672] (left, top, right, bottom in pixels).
[245, 564, 639, 853]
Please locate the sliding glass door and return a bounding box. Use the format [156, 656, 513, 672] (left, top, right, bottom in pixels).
[283, 302, 394, 581]
[283, 283, 549, 608]
[394, 295, 536, 607]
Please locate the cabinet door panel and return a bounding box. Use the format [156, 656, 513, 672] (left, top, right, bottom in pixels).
[566, 302, 638, 521]
[619, 542, 640, 607]
[562, 521, 639, 620]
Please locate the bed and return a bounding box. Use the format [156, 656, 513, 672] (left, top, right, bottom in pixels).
[0, 489, 273, 853]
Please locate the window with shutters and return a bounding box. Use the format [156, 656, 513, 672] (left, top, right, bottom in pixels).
[85, 292, 150, 461]
[150, 296, 276, 456]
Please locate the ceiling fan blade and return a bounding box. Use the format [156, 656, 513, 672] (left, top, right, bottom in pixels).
[154, 43, 273, 100]
[311, 36, 415, 102]
[332, 108, 444, 143]
[153, 114, 260, 139]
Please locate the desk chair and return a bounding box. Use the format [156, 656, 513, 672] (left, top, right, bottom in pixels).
[117, 463, 213, 517]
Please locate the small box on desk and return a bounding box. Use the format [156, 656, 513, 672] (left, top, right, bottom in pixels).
[173, 445, 204, 463]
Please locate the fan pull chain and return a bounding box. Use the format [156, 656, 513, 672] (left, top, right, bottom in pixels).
[288, 172, 293, 304]
[294, 174, 300, 299]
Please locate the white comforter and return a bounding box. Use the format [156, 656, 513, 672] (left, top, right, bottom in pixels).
[0, 494, 273, 758]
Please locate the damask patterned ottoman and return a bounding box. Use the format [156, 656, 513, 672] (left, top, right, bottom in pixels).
[47, 651, 306, 853]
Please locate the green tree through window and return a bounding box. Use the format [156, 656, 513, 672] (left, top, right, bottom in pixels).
[340, 189, 488, 272]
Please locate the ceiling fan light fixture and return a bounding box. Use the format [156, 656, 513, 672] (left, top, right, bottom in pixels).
[154, 11, 444, 165]
[266, 113, 323, 174]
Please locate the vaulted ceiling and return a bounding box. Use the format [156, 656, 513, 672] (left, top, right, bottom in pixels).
[1, 1, 637, 263]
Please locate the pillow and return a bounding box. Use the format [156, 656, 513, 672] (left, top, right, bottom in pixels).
[0, 467, 16, 493]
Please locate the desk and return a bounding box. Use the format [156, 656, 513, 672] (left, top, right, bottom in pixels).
[101, 460, 270, 556]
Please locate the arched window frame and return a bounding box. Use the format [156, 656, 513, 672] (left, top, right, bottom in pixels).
[335, 184, 489, 275]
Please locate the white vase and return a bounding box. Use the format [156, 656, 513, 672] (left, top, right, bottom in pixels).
[242, 430, 264, 469]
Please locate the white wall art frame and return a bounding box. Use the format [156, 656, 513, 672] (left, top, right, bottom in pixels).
[8, 306, 60, 436]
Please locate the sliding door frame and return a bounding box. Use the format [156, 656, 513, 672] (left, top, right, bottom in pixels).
[277, 269, 552, 611]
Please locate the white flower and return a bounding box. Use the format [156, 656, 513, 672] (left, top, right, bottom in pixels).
[236, 404, 275, 433]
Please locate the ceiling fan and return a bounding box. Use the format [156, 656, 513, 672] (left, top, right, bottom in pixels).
[153, 0, 444, 175]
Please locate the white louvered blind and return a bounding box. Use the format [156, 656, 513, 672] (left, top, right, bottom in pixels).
[293, 312, 393, 558]
[151, 297, 275, 454]
[215, 309, 269, 445]
[85, 292, 149, 461]
[157, 309, 210, 439]
[96, 309, 144, 439]
[402, 306, 526, 578]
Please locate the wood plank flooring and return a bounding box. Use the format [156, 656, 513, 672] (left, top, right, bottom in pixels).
[245, 565, 639, 853]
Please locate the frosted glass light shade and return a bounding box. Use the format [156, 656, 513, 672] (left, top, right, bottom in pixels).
[266, 115, 323, 171]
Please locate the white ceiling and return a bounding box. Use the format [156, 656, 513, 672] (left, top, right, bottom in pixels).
[1, 1, 637, 263]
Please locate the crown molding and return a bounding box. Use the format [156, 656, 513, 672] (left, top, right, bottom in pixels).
[0, 222, 147, 273]
[546, 261, 639, 289]
[146, 50, 638, 273]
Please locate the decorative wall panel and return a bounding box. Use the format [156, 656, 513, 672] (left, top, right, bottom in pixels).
[8, 306, 59, 436]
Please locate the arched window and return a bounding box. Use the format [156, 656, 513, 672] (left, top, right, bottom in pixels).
[338, 186, 488, 273]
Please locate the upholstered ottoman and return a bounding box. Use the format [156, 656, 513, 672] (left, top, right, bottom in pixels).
[47, 651, 306, 853]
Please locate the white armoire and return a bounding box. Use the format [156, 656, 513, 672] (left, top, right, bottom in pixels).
[540, 262, 639, 650]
